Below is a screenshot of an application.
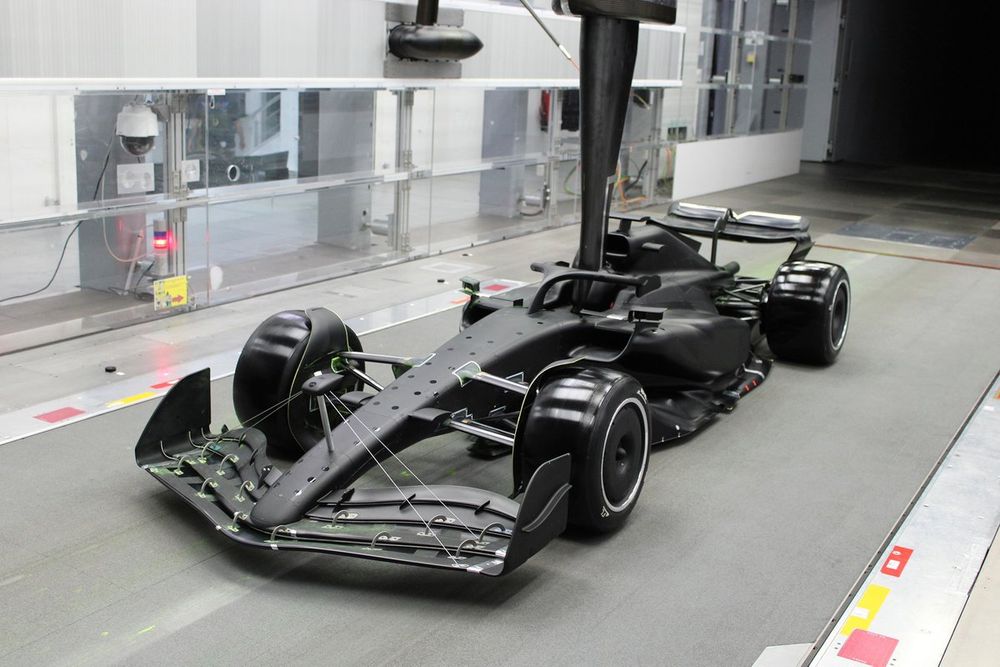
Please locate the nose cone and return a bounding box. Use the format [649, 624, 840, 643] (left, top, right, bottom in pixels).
[388, 24, 484, 62]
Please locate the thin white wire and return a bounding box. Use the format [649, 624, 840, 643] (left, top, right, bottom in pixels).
[328, 393, 481, 542]
[326, 396, 460, 563]
[242, 391, 303, 429]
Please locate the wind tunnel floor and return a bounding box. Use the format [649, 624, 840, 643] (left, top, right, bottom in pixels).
[2, 164, 1000, 665]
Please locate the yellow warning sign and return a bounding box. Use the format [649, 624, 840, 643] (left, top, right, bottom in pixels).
[153, 275, 189, 311]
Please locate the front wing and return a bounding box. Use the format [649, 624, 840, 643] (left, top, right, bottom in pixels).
[136, 370, 571, 576]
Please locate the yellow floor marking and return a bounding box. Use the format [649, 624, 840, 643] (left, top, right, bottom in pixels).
[106, 392, 157, 408]
[841, 584, 891, 636]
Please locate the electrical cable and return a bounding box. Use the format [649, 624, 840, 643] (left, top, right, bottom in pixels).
[563, 163, 579, 196]
[94, 133, 147, 264]
[1, 125, 135, 304]
[91, 138, 114, 201]
[515, 0, 579, 71]
[623, 158, 648, 194]
[0, 221, 83, 304]
[102, 221, 147, 263]
[130, 259, 155, 298]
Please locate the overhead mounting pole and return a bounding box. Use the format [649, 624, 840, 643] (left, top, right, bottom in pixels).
[572, 15, 640, 307]
[415, 0, 438, 25]
[550, 0, 676, 309]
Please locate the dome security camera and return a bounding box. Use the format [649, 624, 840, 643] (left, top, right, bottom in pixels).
[116, 104, 159, 156]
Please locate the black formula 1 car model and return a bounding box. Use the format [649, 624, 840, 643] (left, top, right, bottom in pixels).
[135, 0, 850, 576]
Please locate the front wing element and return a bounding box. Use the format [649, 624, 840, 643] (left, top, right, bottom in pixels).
[136, 370, 571, 576]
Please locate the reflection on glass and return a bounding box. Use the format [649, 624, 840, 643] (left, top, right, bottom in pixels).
[0, 79, 682, 353]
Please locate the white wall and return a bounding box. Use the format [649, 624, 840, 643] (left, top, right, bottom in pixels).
[0, 94, 76, 219]
[672, 130, 803, 199]
[0, 0, 198, 77]
[0, 0, 683, 81]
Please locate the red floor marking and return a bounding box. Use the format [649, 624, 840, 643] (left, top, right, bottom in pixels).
[880, 546, 914, 578]
[150, 380, 177, 390]
[33, 406, 85, 423]
[838, 630, 899, 667]
[483, 283, 507, 292]
[994, 388, 1000, 400]
[815, 244, 1000, 271]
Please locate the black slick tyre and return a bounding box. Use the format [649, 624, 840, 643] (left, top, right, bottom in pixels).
[763, 261, 850, 365]
[232, 308, 363, 458]
[520, 367, 650, 533]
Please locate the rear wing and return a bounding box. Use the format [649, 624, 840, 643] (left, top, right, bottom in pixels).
[611, 201, 813, 262]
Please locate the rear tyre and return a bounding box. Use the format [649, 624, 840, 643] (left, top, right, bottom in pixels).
[233, 308, 363, 458]
[763, 261, 850, 365]
[520, 367, 650, 533]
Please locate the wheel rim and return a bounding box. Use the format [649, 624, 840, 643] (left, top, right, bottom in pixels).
[829, 280, 850, 350]
[601, 397, 649, 513]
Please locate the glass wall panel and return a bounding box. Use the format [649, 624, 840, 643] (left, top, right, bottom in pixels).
[0, 203, 210, 354]
[202, 182, 413, 307]
[199, 90, 295, 188]
[293, 89, 378, 182]
[692, 0, 812, 138]
[0, 77, 681, 353]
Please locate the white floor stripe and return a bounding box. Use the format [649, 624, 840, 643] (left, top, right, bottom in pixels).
[0, 280, 523, 446]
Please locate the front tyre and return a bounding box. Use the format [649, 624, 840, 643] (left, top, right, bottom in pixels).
[763, 261, 850, 365]
[520, 367, 650, 533]
[233, 308, 363, 457]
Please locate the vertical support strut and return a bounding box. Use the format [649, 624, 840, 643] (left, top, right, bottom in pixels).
[573, 15, 640, 308]
[165, 93, 187, 278]
[316, 396, 335, 455]
[645, 88, 664, 201]
[723, 0, 744, 135]
[544, 88, 562, 227]
[392, 89, 414, 253]
[779, 0, 799, 131]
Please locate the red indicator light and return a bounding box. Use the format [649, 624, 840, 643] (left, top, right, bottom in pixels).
[152, 230, 174, 251]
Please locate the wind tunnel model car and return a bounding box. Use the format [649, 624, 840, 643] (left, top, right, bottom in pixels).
[135, 0, 850, 576]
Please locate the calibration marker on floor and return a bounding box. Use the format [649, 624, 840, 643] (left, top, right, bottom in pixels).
[808, 370, 1000, 667]
[0, 279, 524, 446]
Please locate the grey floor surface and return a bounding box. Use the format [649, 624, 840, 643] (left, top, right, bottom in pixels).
[2, 239, 1000, 666]
[3, 163, 1000, 665]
